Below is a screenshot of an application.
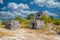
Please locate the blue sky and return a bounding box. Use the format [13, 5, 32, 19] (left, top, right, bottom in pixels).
[0, 0, 60, 20]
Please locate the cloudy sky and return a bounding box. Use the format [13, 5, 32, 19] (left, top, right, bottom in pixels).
[0, 0, 60, 20]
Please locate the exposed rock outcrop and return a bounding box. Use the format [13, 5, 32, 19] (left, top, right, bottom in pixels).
[5, 20, 20, 30]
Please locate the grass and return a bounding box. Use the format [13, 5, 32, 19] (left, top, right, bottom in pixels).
[20, 23, 29, 28]
[19, 19, 29, 28]
[52, 25, 60, 32]
[0, 31, 14, 37]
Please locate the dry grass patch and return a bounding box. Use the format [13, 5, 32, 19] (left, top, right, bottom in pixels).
[20, 23, 29, 28]
[0, 31, 15, 37]
[35, 29, 56, 36]
[0, 25, 5, 28]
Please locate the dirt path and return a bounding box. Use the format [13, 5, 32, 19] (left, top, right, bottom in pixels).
[0, 28, 60, 40]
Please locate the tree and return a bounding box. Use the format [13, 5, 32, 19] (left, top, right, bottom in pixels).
[47, 16, 54, 23]
[1, 22, 5, 25]
[40, 15, 48, 20]
[15, 16, 21, 21]
[40, 15, 48, 24]
[54, 19, 60, 25]
[27, 13, 34, 20]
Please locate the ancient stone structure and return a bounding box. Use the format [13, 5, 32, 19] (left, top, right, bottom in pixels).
[29, 20, 37, 29]
[5, 20, 20, 30]
[36, 12, 47, 20]
[29, 20, 44, 29]
[29, 12, 45, 29]
[36, 20, 45, 29]
[36, 12, 43, 20]
[29, 11, 48, 30]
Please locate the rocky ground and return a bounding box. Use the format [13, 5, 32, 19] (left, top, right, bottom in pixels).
[0, 28, 60, 40]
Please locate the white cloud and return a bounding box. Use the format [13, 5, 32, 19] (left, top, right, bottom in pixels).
[0, 11, 14, 16]
[8, 3, 17, 10]
[1, 7, 6, 10]
[0, 0, 3, 4]
[43, 10, 58, 17]
[0, 2, 38, 18]
[30, 2, 34, 4]
[0, 11, 15, 19]
[21, 10, 38, 14]
[34, 0, 60, 8]
[34, 0, 47, 7]
[8, 3, 29, 11]
[12, 10, 38, 18]
[46, 0, 60, 8]
[18, 3, 29, 9]
[7, 2, 38, 18]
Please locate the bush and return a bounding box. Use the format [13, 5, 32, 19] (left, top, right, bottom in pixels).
[15, 16, 29, 24]
[47, 16, 54, 23]
[27, 13, 34, 20]
[54, 19, 60, 25]
[15, 16, 29, 28]
[40, 15, 48, 21]
[1, 22, 5, 25]
[40, 26, 49, 31]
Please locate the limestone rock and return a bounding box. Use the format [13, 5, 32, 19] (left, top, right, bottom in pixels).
[5, 20, 20, 30]
[29, 20, 44, 30]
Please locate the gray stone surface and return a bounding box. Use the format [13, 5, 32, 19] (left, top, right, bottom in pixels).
[29, 20, 44, 30]
[36, 20, 45, 29]
[29, 20, 37, 29]
[36, 12, 43, 20]
[5, 20, 20, 30]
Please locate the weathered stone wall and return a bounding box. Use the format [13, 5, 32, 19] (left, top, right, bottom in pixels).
[29, 20, 45, 30]
[5, 20, 20, 30]
[36, 20, 45, 29]
[29, 20, 37, 29]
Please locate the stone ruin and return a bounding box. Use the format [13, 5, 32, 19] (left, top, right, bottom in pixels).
[5, 20, 20, 30]
[29, 20, 37, 29]
[36, 12, 47, 20]
[36, 12, 43, 20]
[36, 20, 45, 28]
[29, 20, 44, 30]
[29, 12, 45, 30]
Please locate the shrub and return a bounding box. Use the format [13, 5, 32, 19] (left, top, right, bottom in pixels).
[47, 16, 54, 23]
[1, 22, 5, 25]
[40, 15, 48, 21]
[54, 19, 60, 25]
[40, 26, 49, 31]
[27, 13, 34, 20]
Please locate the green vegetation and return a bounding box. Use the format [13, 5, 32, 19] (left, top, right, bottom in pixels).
[54, 19, 60, 25]
[40, 26, 48, 31]
[1, 22, 5, 25]
[40, 15, 48, 24]
[47, 16, 54, 23]
[40, 15, 60, 25]
[15, 16, 29, 24]
[15, 16, 29, 28]
[15, 16, 21, 21]
[27, 13, 34, 20]
[40, 15, 48, 21]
